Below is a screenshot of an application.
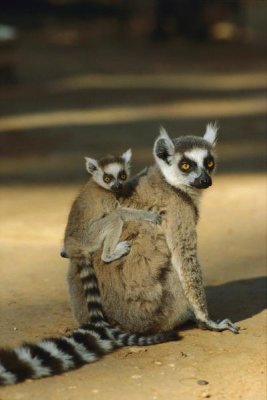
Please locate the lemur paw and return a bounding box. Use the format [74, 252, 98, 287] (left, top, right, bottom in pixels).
[216, 319, 240, 334]
[102, 241, 132, 263]
[115, 240, 131, 255]
[198, 318, 240, 334]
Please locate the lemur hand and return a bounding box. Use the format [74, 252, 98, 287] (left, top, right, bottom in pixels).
[198, 318, 240, 334]
[148, 212, 162, 225]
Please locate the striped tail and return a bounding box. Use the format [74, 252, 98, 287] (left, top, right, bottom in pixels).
[0, 324, 115, 386]
[77, 259, 180, 347]
[0, 322, 178, 386]
[0, 260, 178, 386]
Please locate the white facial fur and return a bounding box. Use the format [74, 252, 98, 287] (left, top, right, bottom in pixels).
[104, 162, 123, 176]
[156, 152, 187, 187]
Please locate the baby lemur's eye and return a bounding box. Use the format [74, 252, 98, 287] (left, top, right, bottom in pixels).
[103, 174, 112, 183]
[119, 171, 127, 181]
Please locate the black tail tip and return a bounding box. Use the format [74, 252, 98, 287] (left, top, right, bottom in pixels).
[164, 330, 180, 342]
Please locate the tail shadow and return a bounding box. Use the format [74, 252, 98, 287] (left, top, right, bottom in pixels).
[206, 277, 267, 323]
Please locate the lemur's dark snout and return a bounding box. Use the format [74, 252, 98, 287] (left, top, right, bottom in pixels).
[191, 173, 212, 189]
[200, 174, 212, 188]
[112, 181, 123, 192]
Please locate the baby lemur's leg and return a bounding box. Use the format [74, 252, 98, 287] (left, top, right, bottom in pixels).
[63, 214, 130, 262]
[118, 207, 162, 225]
[100, 214, 131, 263]
[101, 207, 161, 263]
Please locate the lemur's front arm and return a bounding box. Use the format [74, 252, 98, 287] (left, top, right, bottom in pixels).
[165, 203, 208, 322]
[165, 201, 239, 333]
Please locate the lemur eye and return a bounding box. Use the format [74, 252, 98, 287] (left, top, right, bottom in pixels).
[103, 175, 111, 183]
[207, 160, 214, 169]
[180, 162, 191, 171]
[120, 173, 127, 181]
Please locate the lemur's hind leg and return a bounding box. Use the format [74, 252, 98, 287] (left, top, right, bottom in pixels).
[101, 215, 130, 263]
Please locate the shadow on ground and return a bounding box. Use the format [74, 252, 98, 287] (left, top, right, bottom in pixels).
[1, 278, 266, 334]
[206, 277, 267, 323]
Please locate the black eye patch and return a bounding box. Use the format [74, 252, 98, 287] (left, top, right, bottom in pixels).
[118, 170, 127, 181]
[204, 156, 215, 171]
[178, 157, 197, 172]
[103, 173, 114, 183]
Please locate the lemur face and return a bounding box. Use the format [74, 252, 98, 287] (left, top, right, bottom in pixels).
[85, 149, 132, 193]
[153, 124, 218, 190]
[99, 162, 129, 192]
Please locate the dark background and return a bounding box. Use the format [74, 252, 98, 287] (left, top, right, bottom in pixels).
[0, 0, 266, 183]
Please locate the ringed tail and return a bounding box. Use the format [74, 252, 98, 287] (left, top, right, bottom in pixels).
[0, 322, 178, 385]
[0, 259, 179, 386]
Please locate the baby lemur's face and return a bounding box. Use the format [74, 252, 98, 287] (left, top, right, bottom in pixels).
[85, 149, 132, 193]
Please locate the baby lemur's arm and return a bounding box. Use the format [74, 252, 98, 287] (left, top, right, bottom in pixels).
[166, 202, 239, 334]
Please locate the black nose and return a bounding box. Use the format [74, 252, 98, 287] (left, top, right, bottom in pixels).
[112, 182, 123, 192]
[191, 173, 212, 189]
[200, 175, 212, 188]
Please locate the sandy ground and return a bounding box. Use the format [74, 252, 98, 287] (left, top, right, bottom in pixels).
[0, 174, 266, 400]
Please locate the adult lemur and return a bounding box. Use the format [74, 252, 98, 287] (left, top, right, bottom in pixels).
[0, 124, 239, 386]
[68, 123, 239, 334]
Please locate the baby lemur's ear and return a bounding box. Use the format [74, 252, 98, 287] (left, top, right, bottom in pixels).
[84, 157, 99, 174]
[121, 148, 132, 164]
[203, 122, 218, 147]
[153, 126, 175, 165]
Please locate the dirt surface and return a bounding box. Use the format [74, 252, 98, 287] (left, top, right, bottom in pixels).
[0, 174, 266, 400]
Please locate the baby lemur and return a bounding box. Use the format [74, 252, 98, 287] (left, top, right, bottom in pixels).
[62, 149, 161, 263]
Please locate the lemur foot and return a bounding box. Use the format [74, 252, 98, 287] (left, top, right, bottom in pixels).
[198, 318, 240, 334]
[102, 241, 131, 263]
[146, 212, 162, 225]
[115, 240, 131, 256]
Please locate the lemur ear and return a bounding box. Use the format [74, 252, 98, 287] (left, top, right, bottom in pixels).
[203, 122, 218, 147]
[153, 126, 175, 165]
[121, 148, 132, 164]
[84, 157, 99, 174]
